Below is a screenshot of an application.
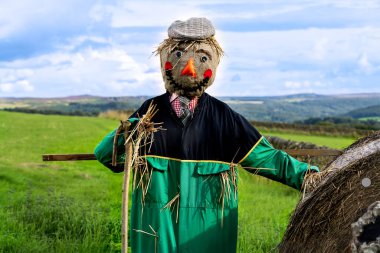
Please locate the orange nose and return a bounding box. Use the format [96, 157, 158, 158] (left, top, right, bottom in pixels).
[181, 57, 197, 78]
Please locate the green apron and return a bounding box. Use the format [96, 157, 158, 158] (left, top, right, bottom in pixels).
[95, 131, 318, 253]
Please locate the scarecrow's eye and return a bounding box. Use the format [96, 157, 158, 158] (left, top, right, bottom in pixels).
[200, 56, 208, 63]
[175, 51, 183, 58]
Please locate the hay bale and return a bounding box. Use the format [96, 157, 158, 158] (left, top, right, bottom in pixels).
[279, 131, 380, 253]
[351, 201, 380, 253]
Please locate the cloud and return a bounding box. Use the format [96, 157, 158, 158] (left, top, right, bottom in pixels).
[220, 27, 380, 64]
[0, 0, 100, 61]
[0, 83, 13, 93]
[89, 0, 380, 30]
[310, 38, 329, 61]
[0, 80, 34, 93]
[284, 80, 323, 89]
[0, 68, 35, 94]
[332, 0, 380, 9]
[231, 74, 241, 82]
[90, 1, 206, 28]
[1, 0, 380, 97]
[17, 80, 34, 92]
[3, 24, 380, 97]
[358, 52, 376, 74]
[0, 45, 163, 97]
[0, 0, 94, 38]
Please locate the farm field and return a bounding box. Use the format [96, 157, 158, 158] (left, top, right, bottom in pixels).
[0, 111, 357, 253]
[359, 116, 380, 122]
[259, 130, 355, 150]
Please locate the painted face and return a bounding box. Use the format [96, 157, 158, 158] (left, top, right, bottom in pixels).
[160, 41, 221, 98]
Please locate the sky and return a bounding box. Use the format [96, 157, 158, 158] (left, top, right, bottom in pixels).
[0, 0, 380, 97]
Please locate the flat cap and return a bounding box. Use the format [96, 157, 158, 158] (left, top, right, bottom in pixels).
[168, 17, 215, 40]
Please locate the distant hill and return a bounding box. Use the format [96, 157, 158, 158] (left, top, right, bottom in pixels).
[1, 93, 379, 123]
[344, 105, 380, 119]
[0, 95, 149, 116]
[219, 93, 380, 122]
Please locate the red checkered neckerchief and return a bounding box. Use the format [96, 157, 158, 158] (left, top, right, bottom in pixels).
[170, 94, 198, 118]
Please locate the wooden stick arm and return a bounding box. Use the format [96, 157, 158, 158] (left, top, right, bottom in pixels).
[284, 149, 342, 157]
[42, 154, 96, 161]
[42, 149, 342, 162]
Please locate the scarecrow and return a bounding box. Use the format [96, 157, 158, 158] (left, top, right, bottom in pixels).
[95, 17, 319, 253]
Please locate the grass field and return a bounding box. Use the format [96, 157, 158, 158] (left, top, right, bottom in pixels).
[359, 116, 380, 122]
[259, 130, 356, 150]
[0, 111, 356, 253]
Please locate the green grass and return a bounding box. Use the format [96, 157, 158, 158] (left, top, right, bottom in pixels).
[259, 130, 356, 150]
[359, 116, 380, 122]
[0, 111, 122, 253]
[0, 111, 356, 252]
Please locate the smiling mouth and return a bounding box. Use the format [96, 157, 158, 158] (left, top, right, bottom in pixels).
[165, 69, 210, 93]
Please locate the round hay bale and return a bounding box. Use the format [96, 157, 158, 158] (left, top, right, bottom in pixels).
[351, 201, 380, 253]
[279, 131, 380, 253]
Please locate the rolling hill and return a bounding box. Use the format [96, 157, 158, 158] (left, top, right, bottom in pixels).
[1, 93, 379, 123]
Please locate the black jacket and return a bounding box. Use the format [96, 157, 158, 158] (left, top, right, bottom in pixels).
[129, 92, 261, 164]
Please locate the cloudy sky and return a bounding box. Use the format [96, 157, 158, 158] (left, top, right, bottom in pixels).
[1, 0, 380, 97]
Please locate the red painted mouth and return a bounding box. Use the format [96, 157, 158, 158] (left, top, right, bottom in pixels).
[164, 62, 211, 93]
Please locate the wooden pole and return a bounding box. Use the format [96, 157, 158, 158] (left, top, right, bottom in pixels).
[122, 132, 133, 253]
[42, 154, 96, 161]
[42, 149, 343, 162]
[284, 149, 342, 157]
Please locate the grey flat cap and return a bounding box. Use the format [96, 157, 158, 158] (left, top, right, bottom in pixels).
[168, 17, 215, 40]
